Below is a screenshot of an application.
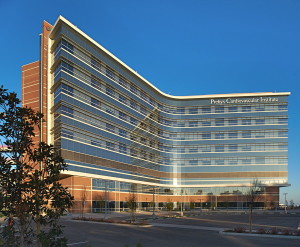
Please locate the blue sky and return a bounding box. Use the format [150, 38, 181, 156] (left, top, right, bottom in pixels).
[0, 0, 299, 204]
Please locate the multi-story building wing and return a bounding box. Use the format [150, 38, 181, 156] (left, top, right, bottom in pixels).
[22, 16, 289, 211]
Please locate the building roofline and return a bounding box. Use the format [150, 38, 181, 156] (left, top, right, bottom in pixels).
[50, 16, 291, 100]
[21, 60, 39, 68]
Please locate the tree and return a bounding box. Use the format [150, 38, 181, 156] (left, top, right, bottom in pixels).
[0, 86, 73, 246]
[166, 200, 174, 215]
[97, 194, 105, 212]
[80, 185, 87, 218]
[127, 191, 137, 223]
[245, 179, 262, 233]
[189, 200, 195, 210]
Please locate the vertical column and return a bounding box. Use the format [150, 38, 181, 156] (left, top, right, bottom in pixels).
[40, 21, 53, 143]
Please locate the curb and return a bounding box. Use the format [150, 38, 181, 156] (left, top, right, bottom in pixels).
[220, 231, 300, 239]
[68, 219, 151, 228]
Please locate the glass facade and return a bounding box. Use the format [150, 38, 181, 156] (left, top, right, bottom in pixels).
[47, 17, 289, 209]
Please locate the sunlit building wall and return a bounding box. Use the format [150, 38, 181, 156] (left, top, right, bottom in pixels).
[22, 16, 289, 211]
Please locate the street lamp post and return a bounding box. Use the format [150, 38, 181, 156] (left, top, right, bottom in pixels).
[104, 180, 108, 219]
[284, 193, 288, 214]
[180, 189, 183, 217]
[152, 186, 156, 219]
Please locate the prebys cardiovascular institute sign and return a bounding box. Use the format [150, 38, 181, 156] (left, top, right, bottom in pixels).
[210, 97, 279, 105]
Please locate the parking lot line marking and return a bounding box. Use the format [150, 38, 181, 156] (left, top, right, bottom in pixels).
[67, 241, 89, 246]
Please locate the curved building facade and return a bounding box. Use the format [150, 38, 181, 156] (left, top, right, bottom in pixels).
[22, 16, 289, 211]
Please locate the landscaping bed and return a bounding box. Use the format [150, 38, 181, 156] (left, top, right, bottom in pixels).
[72, 216, 149, 226]
[223, 226, 300, 237]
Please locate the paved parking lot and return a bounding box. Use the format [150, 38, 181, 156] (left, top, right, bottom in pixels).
[62, 211, 300, 246]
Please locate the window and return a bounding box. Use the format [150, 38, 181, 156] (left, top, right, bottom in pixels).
[91, 77, 101, 90]
[201, 146, 211, 152]
[91, 98, 100, 108]
[255, 105, 265, 111]
[255, 158, 265, 164]
[229, 106, 237, 112]
[61, 61, 74, 75]
[140, 107, 147, 115]
[105, 68, 114, 79]
[176, 108, 185, 114]
[130, 149, 137, 157]
[202, 133, 211, 139]
[119, 95, 127, 104]
[91, 57, 101, 70]
[119, 143, 127, 154]
[215, 133, 224, 139]
[255, 119, 265, 125]
[242, 106, 251, 112]
[278, 118, 288, 124]
[106, 123, 115, 133]
[91, 140, 102, 146]
[228, 132, 238, 139]
[242, 145, 251, 151]
[278, 105, 287, 111]
[255, 132, 265, 138]
[177, 122, 185, 127]
[278, 131, 288, 137]
[61, 106, 73, 118]
[130, 85, 138, 94]
[242, 119, 251, 125]
[106, 86, 115, 97]
[278, 144, 287, 150]
[215, 107, 224, 113]
[164, 120, 171, 126]
[202, 107, 211, 114]
[228, 119, 238, 125]
[130, 117, 138, 125]
[228, 159, 238, 165]
[256, 145, 265, 151]
[140, 92, 148, 101]
[130, 101, 137, 110]
[215, 118, 224, 126]
[189, 121, 198, 127]
[106, 142, 115, 150]
[215, 145, 224, 152]
[189, 160, 198, 166]
[140, 150, 147, 159]
[62, 84, 73, 96]
[228, 144, 238, 152]
[105, 105, 114, 115]
[202, 160, 211, 166]
[119, 129, 127, 137]
[189, 108, 198, 114]
[189, 147, 198, 153]
[119, 112, 127, 121]
[149, 98, 155, 106]
[61, 129, 74, 139]
[61, 39, 74, 53]
[216, 160, 224, 166]
[118, 76, 128, 87]
[202, 121, 211, 126]
[242, 131, 251, 138]
[242, 159, 251, 164]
